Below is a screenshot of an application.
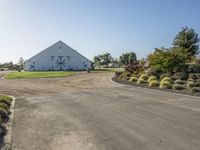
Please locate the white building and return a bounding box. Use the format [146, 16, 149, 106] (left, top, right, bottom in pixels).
[24, 41, 91, 71]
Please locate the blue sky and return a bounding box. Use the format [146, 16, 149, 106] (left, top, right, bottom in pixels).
[0, 0, 200, 63]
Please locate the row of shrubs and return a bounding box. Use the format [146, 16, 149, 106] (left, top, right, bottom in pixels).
[118, 71, 200, 92]
[0, 95, 13, 146]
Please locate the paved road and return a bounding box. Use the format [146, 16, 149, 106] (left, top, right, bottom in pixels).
[0, 72, 200, 150]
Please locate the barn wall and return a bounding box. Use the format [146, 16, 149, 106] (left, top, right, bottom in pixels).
[24, 41, 91, 71]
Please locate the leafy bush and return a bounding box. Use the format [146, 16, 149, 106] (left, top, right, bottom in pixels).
[137, 79, 146, 84]
[160, 73, 170, 80]
[139, 74, 148, 80]
[187, 81, 196, 88]
[172, 84, 185, 90]
[172, 72, 188, 80]
[148, 76, 157, 83]
[159, 81, 172, 89]
[160, 77, 172, 83]
[189, 73, 198, 80]
[131, 74, 138, 77]
[119, 71, 132, 79]
[0, 103, 9, 112]
[191, 87, 200, 93]
[129, 77, 138, 82]
[122, 76, 130, 81]
[174, 79, 186, 84]
[188, 64, 200, 73]
[149, 80, 159, 87]
[0, 108, 9, 122]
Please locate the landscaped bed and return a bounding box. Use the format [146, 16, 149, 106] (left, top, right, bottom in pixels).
[113, 72, 200, 97]
[0, 95, 13, 147]
[5, 71, 77, 79]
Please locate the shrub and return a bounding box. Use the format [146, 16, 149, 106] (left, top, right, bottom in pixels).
[0, 103, 9, 111]
[129, 77, 138, 82]
[119, 71, 132, 79]
[160, 77, 172, 83]
[160, 73, 170, 80]
[149, 80, 159, 87]
[172, 84, 185, 90]
[137, 79, 146, 84]
[0, 108, 9, 122]
[187, 81, 196, 88]
[172, 71, 188, 80]
[131, 74, 138, 77]
[191, 87, 200, 93]
[139, 74, 148, 80]
[174, 79, 185, 84]
[189, 73, 198, 80]
[148, 76, 157, 83]
[159, 81, 172, 89]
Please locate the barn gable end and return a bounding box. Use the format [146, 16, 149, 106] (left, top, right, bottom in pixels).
[24, 41, 91, 71]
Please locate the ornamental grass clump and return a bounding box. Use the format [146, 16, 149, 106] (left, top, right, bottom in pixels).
[129, 77, 138, 82]
[174, 79, 185, 84]
[137, 79, 146, 84]
[139, 74, 148, 80]
[187, 81, 196, 88]
[160, 77, 172, 83]
[149, 80, 159, 87]
[148, 76, 157, 83]
[159, 81, 172, 89]
[172, 84, 185, 90]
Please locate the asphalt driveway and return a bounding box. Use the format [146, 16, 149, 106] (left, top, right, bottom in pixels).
[0, 72, 200, 150]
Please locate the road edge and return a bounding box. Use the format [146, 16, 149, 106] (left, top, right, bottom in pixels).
[110, 77, 200, 99]
[2, 95, 16, 150]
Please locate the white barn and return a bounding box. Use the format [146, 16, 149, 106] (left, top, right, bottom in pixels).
[24, 41, 91, 71]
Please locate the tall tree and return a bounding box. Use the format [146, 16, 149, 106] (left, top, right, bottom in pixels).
[119, 52, 137, 65]
[173, 27, 200, 61]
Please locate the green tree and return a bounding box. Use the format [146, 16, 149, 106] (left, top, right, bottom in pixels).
[148, 48, 186, 73]
[173, 27, 200, 61]
[119, 52, 137, 65]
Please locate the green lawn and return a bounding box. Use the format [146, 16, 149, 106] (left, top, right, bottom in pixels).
[5, 71, 77, 79]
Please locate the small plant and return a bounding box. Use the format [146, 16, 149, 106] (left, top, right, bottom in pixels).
[119, 71, 132, 79]
[191, 87, 200, 93]
[149, 80, 159, 87]
[148, 76, 157, 83]
[139, 74, 148, 80]
[131, 74, 138, 78]
[187, 81, 196, 88]
[137, 79, 146, 84]
[160, 77, 172, 83]
[172, 84, 185, 90]
[0, 107, 9, 122]
[129, 77, 138, 82]
[159, 81, 172, 89]
[174, 79, 185, 84]
[0, 103, 9, 112]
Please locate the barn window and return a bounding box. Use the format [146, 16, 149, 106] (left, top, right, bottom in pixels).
[59, 46, 62, 49]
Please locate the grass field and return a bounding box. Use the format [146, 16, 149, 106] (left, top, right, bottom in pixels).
[5, 71, 77, 79]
